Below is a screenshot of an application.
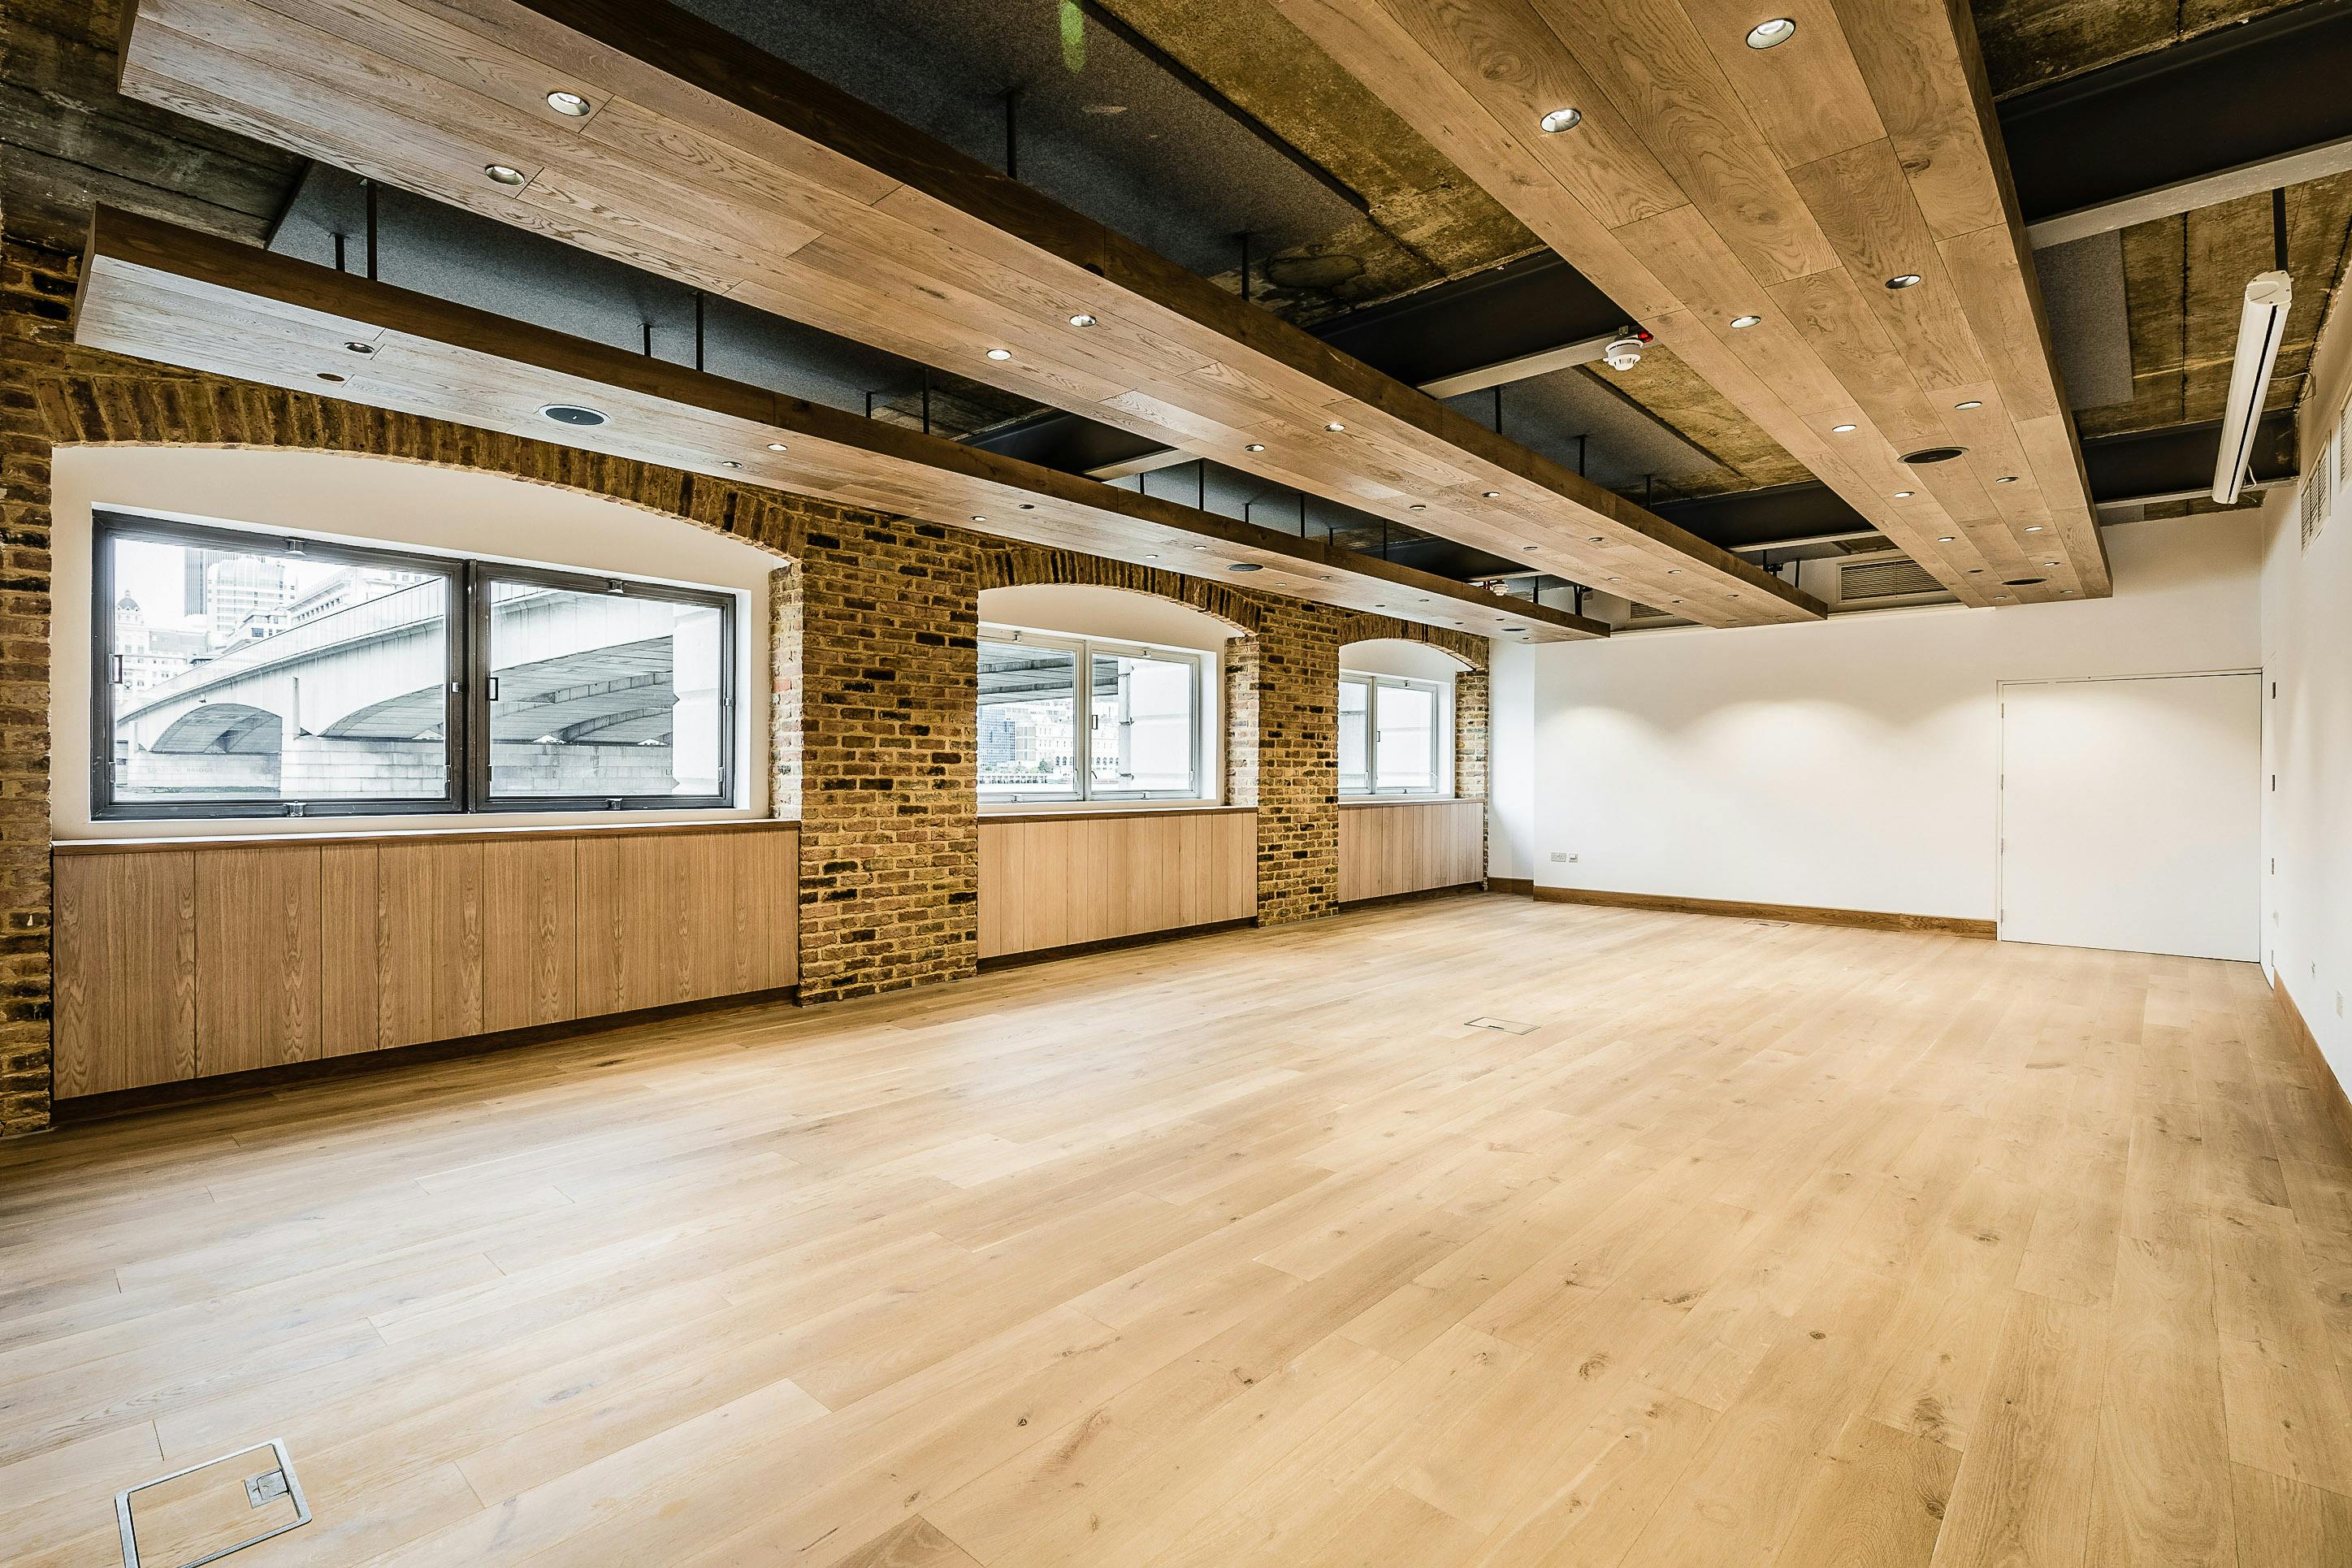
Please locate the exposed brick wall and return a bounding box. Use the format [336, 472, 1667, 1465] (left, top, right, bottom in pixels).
[795, 518, 980, 1003]
[1247, 598, 1344, 923]
[0, 236, 1497, 1133]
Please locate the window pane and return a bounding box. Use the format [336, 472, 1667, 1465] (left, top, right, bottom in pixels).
[487, 580, 726, 799]
[106, 532, 451, 804]
[979, 639, 1079, 795]
[1089, 650, 1195, 794]
[1375, 682, 1438, 794]
[1338, 678, 1371, 795]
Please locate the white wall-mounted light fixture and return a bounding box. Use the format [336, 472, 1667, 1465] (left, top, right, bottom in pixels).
[2212, 269, 2291, 505]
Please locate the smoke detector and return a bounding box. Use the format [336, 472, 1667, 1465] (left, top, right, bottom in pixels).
[1602, 328, 1651, 371]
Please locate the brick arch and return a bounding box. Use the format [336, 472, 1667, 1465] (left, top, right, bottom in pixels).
[976, 545, 1263, 635]
[37, 370, 810, 561]
[1326, 614, 1487, 671]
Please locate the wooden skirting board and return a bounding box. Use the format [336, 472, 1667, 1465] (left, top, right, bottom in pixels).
[977, 918, 1254, 973]
[1534, 884, 1995, 938]
[2273, 974, 2352, 1156]
[1488, 877, 1535, 897]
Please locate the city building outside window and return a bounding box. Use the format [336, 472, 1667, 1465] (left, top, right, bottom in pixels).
[93, 512, 736, 819]
[979, 626, 1207, 803]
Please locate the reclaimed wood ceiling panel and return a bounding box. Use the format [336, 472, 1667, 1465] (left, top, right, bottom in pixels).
[111, 0, 1820, 629]
[73, 207, 1605, 643]
[1264, 0, 2113, 608]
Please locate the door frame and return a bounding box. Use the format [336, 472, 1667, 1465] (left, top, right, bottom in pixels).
[1994, 668, 2263, 947]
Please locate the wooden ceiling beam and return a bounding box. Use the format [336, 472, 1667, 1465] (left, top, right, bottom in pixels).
[110, 0, 1822, 629]
[72, 207, 1606, 644]
[1266, 0, 2112, 609]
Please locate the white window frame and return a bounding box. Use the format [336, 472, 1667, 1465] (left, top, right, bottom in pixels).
[1339, 670, 1450, 798]
[979, 625, 1211, 805]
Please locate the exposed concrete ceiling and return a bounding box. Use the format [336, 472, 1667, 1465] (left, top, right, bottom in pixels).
[6, 0, 2350, 543]
[0, 0, 300, 250]
[1971, 0, 2316, 97]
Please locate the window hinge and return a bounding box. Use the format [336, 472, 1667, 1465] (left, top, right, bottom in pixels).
[284, 802, 307, 817]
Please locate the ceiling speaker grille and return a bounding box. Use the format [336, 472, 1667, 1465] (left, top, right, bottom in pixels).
[1839, 559, 1943, 600]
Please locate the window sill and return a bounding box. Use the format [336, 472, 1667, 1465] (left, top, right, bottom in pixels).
[1339, 795, 1482, 807]
[981, 803, 1249, 825]
[53, 816, 796, 854]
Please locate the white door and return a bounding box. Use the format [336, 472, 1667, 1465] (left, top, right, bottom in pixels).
[1999, 673, 2261, 960]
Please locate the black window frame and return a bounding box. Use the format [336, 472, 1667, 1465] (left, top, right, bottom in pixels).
[92, 512, 737, 821]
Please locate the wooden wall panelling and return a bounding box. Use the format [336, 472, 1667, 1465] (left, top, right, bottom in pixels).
[52, 823, 799, 1099]
[53, 850, 196, 1096]
[1339, 800, 1485, 903]
[978, 812, 1258, 959]
[193, 843, 321, 1076]
[431, 838, 487, 1042]
[977, 824, 1012, 962]
[754, 825, 797, 990]
[481, 836, 576, 1033]
[318, 842, 383, 1057]
[376, 840, 440, 1050]
[574, 832, 640, 1016]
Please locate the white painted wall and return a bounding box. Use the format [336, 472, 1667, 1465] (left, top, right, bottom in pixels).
[1338, 638, 1466, 682]
[2260, 375, 2352, 1088]
[54, 447, 782, 838]
[978, 583, 1241, 650]
[1522, 513, 2262, 920]
[1488, 638, 1535, 881]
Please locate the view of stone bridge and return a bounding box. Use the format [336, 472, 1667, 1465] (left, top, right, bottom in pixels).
[106, 539, 722, 805]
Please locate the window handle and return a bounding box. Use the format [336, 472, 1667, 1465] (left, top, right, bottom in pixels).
[110, 654, 124, 685]
[487, 676, 500, 700]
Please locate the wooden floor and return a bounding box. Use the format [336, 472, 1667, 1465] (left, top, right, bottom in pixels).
[4, 895, 2351, 1566]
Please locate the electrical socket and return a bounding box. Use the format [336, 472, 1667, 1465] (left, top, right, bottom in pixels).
[2337, 992, 2344, 1019]
[1549, 851, 1567, 864]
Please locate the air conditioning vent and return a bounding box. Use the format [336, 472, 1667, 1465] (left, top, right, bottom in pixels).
[2304, 442, 2330, 553]
[1839, 559, 1943, 600]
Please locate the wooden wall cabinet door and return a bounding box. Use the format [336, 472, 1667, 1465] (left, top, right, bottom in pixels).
[483, 838, 578, 1033]
[54, 851, 196, 1095]
[194, 844, 322, 1076]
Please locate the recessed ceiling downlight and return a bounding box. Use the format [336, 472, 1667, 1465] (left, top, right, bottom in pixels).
[484, 163, 527, 187]
[2003, 577, 2046, 587]
[1899, 446, 1968, 465]
[1886, 274, 1923, 290]
[539, 404, 609, 427]
[1539, 107, 1583, 133]
[985, 348, 1013, 361]
[1745, 17, 1797, 48]
[1953, 399, 1983, 410]
[1228, 562, 1263, 572]
[766, 442, 789, 452]
[546, 90, 591, 117]
[1068, 313, 1098, 327]
[1831, 422, 1857, 433]
[1729, 314, 1764, 329]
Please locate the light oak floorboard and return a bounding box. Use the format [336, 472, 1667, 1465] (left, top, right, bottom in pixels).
[2, 897, 2348, 1566]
